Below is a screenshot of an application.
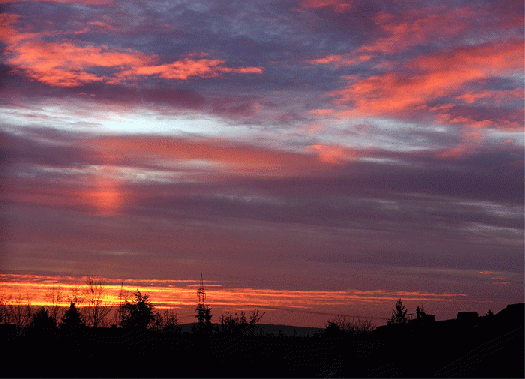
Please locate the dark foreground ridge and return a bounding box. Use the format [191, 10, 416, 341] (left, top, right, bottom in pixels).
[2, 303, 523, 378]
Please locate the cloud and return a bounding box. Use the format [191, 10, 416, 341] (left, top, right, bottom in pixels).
[8, 41, 151, 87]
[330, 40, 524, 129]
[0, 272, 467, 309]
[455, 88, 523, 105]
[1, 15, 262, 87]
[357, 6, 473, 56]
[4, 130, 522, 248]
[0, 0, 113, 4]
[86, 134, 328, 177]
[1, 129, 335, 216]
[307, 53, 371, 68]
[432, 104, 523, 130]
[306, 143, 373, 164]
[0, 0, 522, 330]
[113, 56, 262, 82]
[1, 272, 480, 326]
[2, 126, 522, 311]
[298, 0, 354, 13]
[5, 161, 523, 278]
[4, 128, 523, 206]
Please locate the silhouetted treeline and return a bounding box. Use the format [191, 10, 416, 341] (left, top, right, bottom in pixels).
[0, 285, 523, 378]
[1, 301, 523, 377]
[0, 277, 181, 333]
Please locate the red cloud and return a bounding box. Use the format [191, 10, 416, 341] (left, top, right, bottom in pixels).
[308, 109, 335, 116]
[330, 40, 524, 128]
[8, 41, 152, 87]
[4, 135, 378, 216]
[298, 0, 353, 13]
[358, 7, 472, 56]
[87, 136, 333, 177]
[434, 130, 484, 159]
[409, 40, 523, 73]
[0, 13, 22, 43]
[3, 163, 131, 216]
[114, 58, 262, 82]
[307, 54, 371, 68]
[306, 144, 372, 164]
[1, 15, 262, 87]
[0, 0, 113, 4]
[455, 88, 523, 105]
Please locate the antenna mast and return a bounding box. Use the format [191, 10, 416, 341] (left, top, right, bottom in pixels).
[197, 272, 206, 307]
[195, 273, 212, 331]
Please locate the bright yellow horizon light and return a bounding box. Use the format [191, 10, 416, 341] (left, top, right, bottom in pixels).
[0, 273, 468, 326]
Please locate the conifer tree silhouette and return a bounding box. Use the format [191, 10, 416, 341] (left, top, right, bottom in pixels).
[60, 302, 84, 331]
[120, 290, 155, 330]
[30, 307, 56, 330]
[387, 299, 408, 325]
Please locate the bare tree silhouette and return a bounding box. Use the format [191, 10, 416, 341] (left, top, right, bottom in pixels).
[0, 294, 11, 324]
[113, 282, 130, 326]
[151, 309, 181, 334]
[83, 276, 111, 328]
[219, 310, 264, 336]
[67, 283, 84, 305]
[45, 286, 63, 326]
[10, 292, 32, 332]
[325, 315, 375, 335]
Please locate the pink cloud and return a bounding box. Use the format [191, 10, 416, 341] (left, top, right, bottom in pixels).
[358, 7, 473, 56]
[455, 88, 523, 105]
[434, 131, 484, 159]
[306, 143, 375, 164]
[308, 108, 335, 116]
[307, 53, 371, 68]
[435, 108, 524, 130]
[87, 21, 115, 29]
[87, 136, 334, 177]
[0, 0, 112, 4]
[4, 166, 132, 217]
[1, 16, 262, 87]
[8, 41, 152, 87]
[114, 57, 262, 82]
[298, 0, 353, 13]
[2, 135, 382, 219]
[330, 40, 524, 128]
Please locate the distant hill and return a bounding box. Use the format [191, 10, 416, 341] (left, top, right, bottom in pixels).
[179, 322, 323, 336]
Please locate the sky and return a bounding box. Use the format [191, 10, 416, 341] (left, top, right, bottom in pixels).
[0, 0, 523, 327]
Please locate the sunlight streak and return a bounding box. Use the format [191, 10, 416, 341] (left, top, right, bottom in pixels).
[0, 274, 468, 326]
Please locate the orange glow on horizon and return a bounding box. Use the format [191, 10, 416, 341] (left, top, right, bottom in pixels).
[0, 274, 468, 325]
